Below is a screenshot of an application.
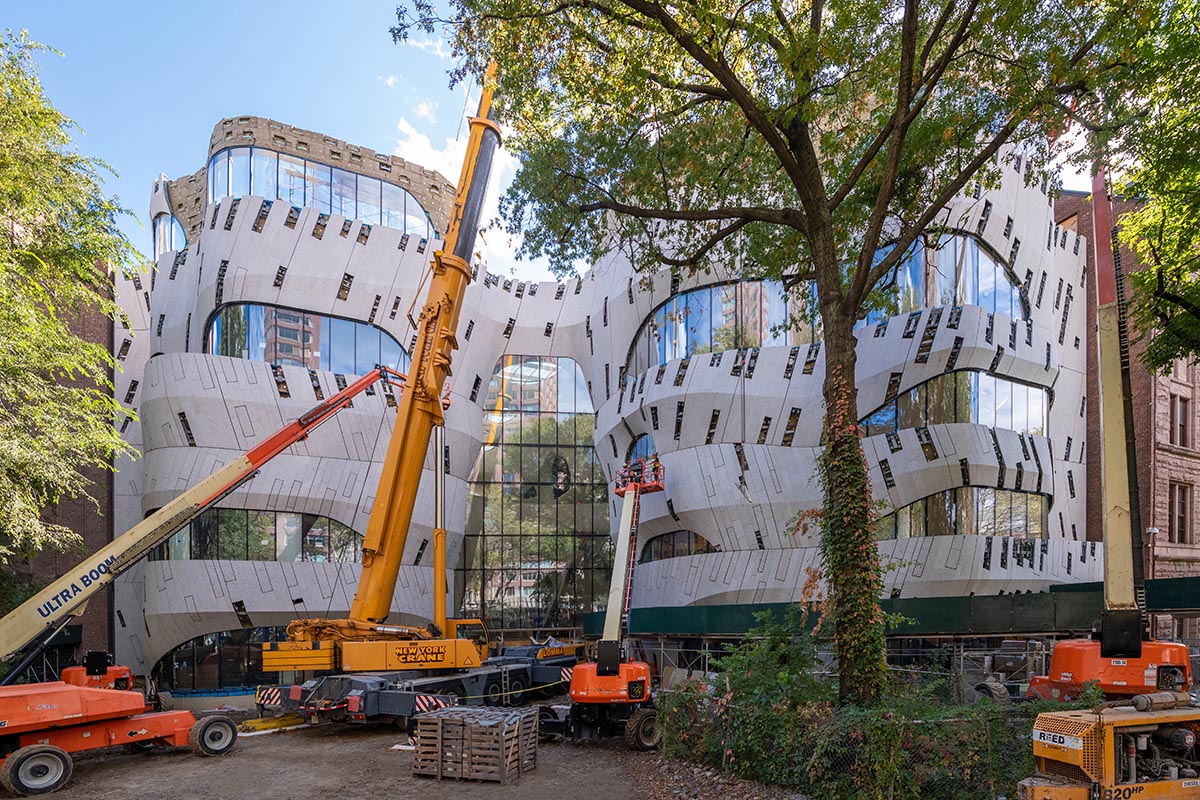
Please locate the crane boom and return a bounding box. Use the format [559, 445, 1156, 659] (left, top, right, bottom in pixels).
[0, 365, 404, 672]
[265, 65, 501, 673]
[1092, 168, 1146, 657]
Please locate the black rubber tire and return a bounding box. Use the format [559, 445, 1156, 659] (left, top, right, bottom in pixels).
[0, 744, 73, 796]
[189, 715, 238, 756]
[123, 740, 161, 754]
[507, 677, 526, 706]
[156, 690, 174, 712]
[974, 681, 1012, 704]
[537, 706, 562, 742]
[483, 680, 503, 706]
[624, 708, 660, 751]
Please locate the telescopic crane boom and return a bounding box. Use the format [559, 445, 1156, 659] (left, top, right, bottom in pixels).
[264, 65, 502, 674]
[1026, 170, 1189, 701]
[0, 365, 405, 681]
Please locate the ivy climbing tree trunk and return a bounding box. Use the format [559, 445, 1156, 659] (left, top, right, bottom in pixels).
[818, 309, 887, 704]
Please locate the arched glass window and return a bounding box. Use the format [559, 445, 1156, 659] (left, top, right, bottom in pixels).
[873, 487, 1048, 540]
[207, 303, 410, 374]
[625, 280, 818, 382]
[859, 370, 1048, 437]
[461, 355, 610, 632]
[627, 434, 654, 463]
[639, 530, 717, 564]
[207, 146, 434, 240]
[154, 626, 289, 692]
[149, 508, 363, 562]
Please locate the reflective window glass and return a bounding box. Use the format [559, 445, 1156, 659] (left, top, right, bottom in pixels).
[329, 316, 357, 374]
[278, 154, 306, 208]
[357, 176, 382, 225]
[332, 168, 357, 219]
[206, 147, 438, 233]
[208, 304, 409, 374]
[209, 151, 229, 202]
[251, 148, 278, 199]
[305, 162, 332, 215]
[275, 513, 303, 561]
[229, 148, 251, 198]
[382, 182, 407, 229]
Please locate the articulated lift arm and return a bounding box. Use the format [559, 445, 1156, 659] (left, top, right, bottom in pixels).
[1092, 169, 1147, 657]
[268, 66, 501, 672]
[0, 366, 404, 674]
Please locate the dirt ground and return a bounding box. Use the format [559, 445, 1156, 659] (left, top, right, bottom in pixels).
[43, 720, 798, 800]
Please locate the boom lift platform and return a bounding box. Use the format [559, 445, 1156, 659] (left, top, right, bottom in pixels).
[1019, 173, 1196, 796]
[540, 455, 664, 750]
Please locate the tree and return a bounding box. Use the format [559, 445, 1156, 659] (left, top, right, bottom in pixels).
[0, 31, 138, 569]
[1116, 1, 1200, 373]
[397, 0, 1166, 704]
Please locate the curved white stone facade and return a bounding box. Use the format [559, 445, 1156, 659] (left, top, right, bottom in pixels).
[112, 122, 1100, 677]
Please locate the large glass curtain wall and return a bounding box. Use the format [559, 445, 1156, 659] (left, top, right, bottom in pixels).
[208, 147, 433, 239]
[458, 356, 612, 632]
[861, 370, 1048, 437]
[874, 487, 1048, 540]
[149, 507, 363, 562]
[155, 626, 288, 692]
[208, 303, 410, 374]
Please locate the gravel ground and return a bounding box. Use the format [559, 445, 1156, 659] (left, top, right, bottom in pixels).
[34, 719, 800, 800]
[628, 751, 808, 800]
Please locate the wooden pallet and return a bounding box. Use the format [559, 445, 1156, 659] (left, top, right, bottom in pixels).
[412, 706, 539, 783]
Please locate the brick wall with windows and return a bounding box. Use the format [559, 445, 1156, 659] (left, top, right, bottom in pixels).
[1060, 192, 1200, 637]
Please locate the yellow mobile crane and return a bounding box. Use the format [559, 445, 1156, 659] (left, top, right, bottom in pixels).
[263, 66, 500, 676]
[259, 69, 583, 725]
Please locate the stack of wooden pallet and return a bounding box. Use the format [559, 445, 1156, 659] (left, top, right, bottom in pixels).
[411, 706, 539, 783]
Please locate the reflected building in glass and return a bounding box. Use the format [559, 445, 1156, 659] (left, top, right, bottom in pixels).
[113, 117, 1098, 692]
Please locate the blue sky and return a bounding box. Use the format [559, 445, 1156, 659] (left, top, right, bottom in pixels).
[12, 1, 555, 280]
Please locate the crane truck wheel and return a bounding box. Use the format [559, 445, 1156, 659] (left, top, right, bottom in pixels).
[484, 680, 503, 706]
[624, 708, 661, 751]
[0, 744, 74, 796]
[507, 677, 526, 706]
[189, 715, 238, 756]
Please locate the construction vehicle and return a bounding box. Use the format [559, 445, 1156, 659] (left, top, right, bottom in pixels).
[539, 455, 664, 750]
[1018, 173, 1197, 796]
[1022, 169, 1190, 705]
[1021, 691, 1200, 799]
[0, 650, 235, 796]
[255, 67, 584, 725]
[0, 365, 419, 794]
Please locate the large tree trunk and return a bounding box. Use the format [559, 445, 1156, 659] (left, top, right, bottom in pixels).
[818, 306, 888, 706]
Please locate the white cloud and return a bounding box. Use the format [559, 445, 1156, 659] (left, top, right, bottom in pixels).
[405, 37, 453, 60]
[394, 116, 559, 282]
[413, 100, 438, 123]
[378, 74, 399, 88]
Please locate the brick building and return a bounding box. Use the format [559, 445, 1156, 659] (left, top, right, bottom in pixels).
[15, 304, 115, 668]
[1057, 189, 1200, 638]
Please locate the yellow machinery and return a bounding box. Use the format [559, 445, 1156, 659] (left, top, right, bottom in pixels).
[1021, 692, 1200, 799]
[1020, 171, 1200, 796]
[263, 65, 502, 675]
